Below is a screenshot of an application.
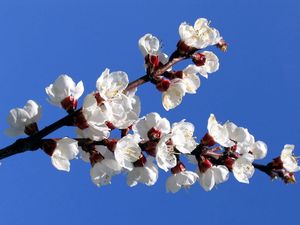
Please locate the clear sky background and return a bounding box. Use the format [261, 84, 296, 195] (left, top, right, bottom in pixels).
[0, 0, 299, 225]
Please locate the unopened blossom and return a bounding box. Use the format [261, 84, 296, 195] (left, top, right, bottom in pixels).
[232, 153, 255, 184]
[207, 114, 235, 147]
[51, 138, 79, 172]
[114, 134, 142, 171]
[6, 100, 42, 136]
[127, 156, 159, 187]
[166, 170, 199, 193]
[197, 165, 229, 191]
[162, 79, 186, 111]
[280, 144, 300, 173]
[193, 51, 219, 78]
[132, 112, 170, 141]
[171, 120, 197, 154]
[179, 18, 221, 49]
[139, 33, 161, 56]
[45, 75, 84, 108]
[96, 68, 129, 100]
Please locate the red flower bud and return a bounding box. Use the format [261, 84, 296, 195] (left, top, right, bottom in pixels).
[42, 139, 57, 156]
[192, 53, 206, 66]
[156, 78, 171, 92]
[224, 157, 235, 170]
[74, 111, 89, 129]
[106, 139, 117, 152]
[145, 55, 160, 68]
[133, 154, 147, 167]
[24, 122, 39, 136]
[147, 127, 161, 142]
[94, 92, 105, 105]
[171, 161, 186, 174]
[201, 133, 216, 147]
[105, 121, 116, 130]
[199, 159, 213, 173]
[61, 96, 78, 111]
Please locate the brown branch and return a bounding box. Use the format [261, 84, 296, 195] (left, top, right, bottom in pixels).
[0, 49, 191, 161]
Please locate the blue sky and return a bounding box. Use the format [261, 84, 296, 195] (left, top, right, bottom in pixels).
[0, 0, 299, 225]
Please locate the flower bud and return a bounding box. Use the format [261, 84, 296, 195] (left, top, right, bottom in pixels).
[105, 121, 116, 130]
[171, 161, 186, 174]
[199, 159, 213, 173]
[89, 149, 104, 167]
[61, 96, 78, 112]
[216, 39, 228, 52]
[145, 55, 160, 69]
[156, 78, 171, 92]
[106, 139, 117, 152]
[139, 141, 157, 157]
[147, 127, 162, 142]
[177, 40, 197, 55]
[42, 139, 57, 156]
[24, 122, 39, 136]
[224, 157, 235, 170]
[192, 53, 206, 66]
[133, 154, 147, 167]
[74, 111, 89, 129]
[201, 133, 216, 147]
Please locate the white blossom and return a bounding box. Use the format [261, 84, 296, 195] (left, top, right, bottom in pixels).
[139, 33, 161, 56]
[166, 171, 199, 193]
[194, 51, 219, 78]
[114, 134, 142, 171]
[162, 79, 186, 111]
[207, 114, 235, 147]
[182, 65, 201, 94]
[179, 18, 221, 49]
[223, 121, 268, 159]
[45, 74, 84, 106]
[280, 144, 300, 173]
[127, 156, 159, 187]
[251, 141, 268, 160]
[156, 134, 177, 172]
[232, 154, 255, 184]
[90, 159, 122, 187]
[6, 100, 42, 136]
[77, 123, 110, 141]
[171, 120, 197, 154]
[197, 165, 229, 191]
[96, 68, 129, 100]
[51, 138, 79, 172]
[132, 112, 170, 141]
[105, 94, 140, 129]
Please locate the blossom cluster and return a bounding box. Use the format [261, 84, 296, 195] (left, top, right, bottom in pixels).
[4, 18, 299, 193]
